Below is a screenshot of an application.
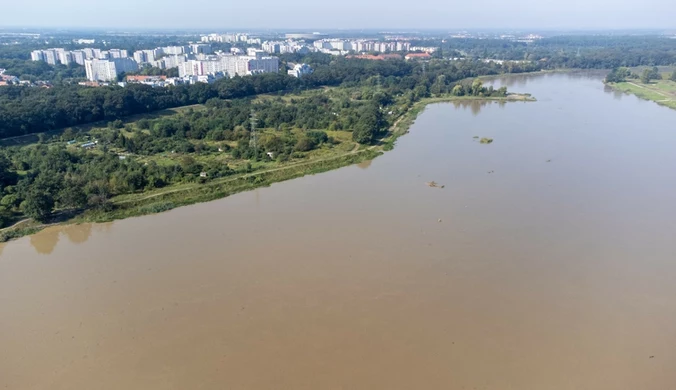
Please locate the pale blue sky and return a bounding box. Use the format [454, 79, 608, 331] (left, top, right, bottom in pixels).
[3, 0, 675, 30]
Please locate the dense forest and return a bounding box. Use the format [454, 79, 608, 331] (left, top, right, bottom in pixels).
[414, 35, 676, 68]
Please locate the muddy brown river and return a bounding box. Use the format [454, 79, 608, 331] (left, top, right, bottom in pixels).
[2, 72, 676, 389]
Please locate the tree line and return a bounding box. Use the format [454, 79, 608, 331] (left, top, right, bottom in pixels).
[0, 56, 531, 140]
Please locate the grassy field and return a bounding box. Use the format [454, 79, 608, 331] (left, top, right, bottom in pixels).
[609, 79, 676, 110]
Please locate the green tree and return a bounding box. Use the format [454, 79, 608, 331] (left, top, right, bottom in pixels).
[352, 123, 375, 144]
[58, 185, 87, 209]
[641, 67, 660, 84]
[22, 191, 54, 222]
[61, 128, 75, 141]
[670, 71, 676, 82]
[294, 136, 316, 152]
[471, 79, 484, 96]
[640, 69, 652, 83]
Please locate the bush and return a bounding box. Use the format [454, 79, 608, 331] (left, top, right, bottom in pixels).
[294, 136, 316, 152]
[138, 202, 175, 214]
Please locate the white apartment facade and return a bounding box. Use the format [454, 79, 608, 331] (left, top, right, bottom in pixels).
[85, 58, 139, 81]
[178, 54, 278, 78]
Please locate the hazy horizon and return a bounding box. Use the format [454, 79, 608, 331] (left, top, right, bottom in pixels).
[2, 0, 675, 31]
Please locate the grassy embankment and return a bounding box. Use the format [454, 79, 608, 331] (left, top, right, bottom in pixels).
[0, 91, 534, 242]
[608, 79, 676, 110]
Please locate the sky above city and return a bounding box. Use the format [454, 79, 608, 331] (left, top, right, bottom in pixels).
[3, 0, 675, 30]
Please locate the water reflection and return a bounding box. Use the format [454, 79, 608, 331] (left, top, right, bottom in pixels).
[449, 100, 494, 116]
[25, 222, 106, 255]
[603, 84, 624, 100]
[357, 159, 373, 170]
[63, 223, 92, 244]
[29, 228, 60, 255]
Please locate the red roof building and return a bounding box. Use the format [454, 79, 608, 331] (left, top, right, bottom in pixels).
[346, 54, 402, 61]
[405, 52, 432, 60]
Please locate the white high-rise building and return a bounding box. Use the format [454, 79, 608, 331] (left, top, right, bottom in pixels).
[43, 50, 58, 65]
[178, 54, 279, 78]
[85, 58, 138, 81]
[108, 49, 129, 58]
[163, 46, 188, 55]
[71, 51, 86, 65]
[57, 49, 72, 65]
[189, 44, 212, 55]
[82, 48, 100, 59]
[31, 50, 44, 61]
[162, 54, 188, 69]
[85, 59, 115, 81]
[133, 50, 146, 63]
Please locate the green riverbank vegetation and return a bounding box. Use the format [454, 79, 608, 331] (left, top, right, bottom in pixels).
[0, 56, 538, 241]
[605, 66, 676, 110]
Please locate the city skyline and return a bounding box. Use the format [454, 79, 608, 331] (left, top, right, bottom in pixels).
[2, 0, 676, 30]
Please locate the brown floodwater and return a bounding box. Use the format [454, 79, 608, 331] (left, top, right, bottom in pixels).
[2, 72, 676, 389]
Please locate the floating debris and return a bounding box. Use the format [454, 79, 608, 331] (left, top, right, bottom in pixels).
[546, 159, 552, 162]
[480, 137, 494, 144]
[438, 219, 443, 223]
[472, 136, 479, 139]
[426, 181, 445, 188]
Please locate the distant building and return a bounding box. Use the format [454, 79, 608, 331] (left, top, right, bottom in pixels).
[346, 54, 402, 60]
[57, 49, 72, 65]
[189, 44, 212, 55]
[108, 49, 129, 58]
[163, 46, 188, 55]
[126, 75, 167, 82]
[285, 33, 327, 40]
[43, 50, 58, 65]
[31, 50, 44, 62]
[288, 63, 313, 77]
[178, 54, 278, 78]
[85, 58, 138, 81]
[405, 52, 432, 60]
[80, 141, 98, 149]
[71, 50, 86, 65]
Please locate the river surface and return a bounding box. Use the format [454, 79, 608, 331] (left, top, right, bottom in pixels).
[2, 72, 676, 389]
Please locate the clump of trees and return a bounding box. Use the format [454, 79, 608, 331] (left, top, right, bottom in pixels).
[450, 79, 507, 97]
[640, 67, 662, 84]
[605, 67, 634, 83]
